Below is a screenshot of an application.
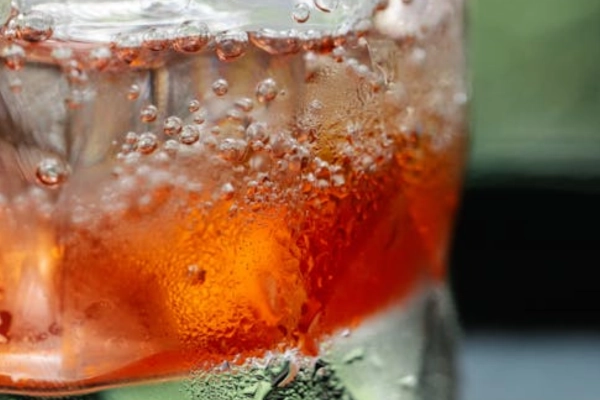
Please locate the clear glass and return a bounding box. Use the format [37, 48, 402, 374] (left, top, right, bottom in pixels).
[0, 0, 467, 399]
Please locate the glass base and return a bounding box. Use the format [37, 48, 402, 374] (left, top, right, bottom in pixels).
[0, 284, 457, 400]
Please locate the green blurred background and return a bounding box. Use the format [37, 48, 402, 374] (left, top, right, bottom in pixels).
[468, 0, 600, 182]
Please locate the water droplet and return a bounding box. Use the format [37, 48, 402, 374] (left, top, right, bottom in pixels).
[211, 78, 229, 96]
[256, 78, 278, 103]
[173, 20, 210, 53]
[186, 264, 206, 285]
[179, 125, 199, 145]
[15, 11, 53, 42]
[36, 158, 69, 187]
[188, 99, 201, 113]
[313, 0, 339, 13]
[215, 30, 248, 62]
[142, 27, 170, 51]
[234, 97, 254, 112]
[1, 44, 25, 70]
[140, 104, 158, 123]
[88, 46, 112, 70]
[136, 132, 158, 154]
[163, 115, 183, 136]
[220, 182, 235, 200]
[292, 3, 310, 23]
[127, 84, 141, 101]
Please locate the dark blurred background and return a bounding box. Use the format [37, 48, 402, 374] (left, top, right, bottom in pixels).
[450, 1, 600, 398]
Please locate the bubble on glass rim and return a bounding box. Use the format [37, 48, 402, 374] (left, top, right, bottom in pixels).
[215, 30, 248, 62]
[14, 10, 54, 42]
[313, 0, 340, 13]
[173, 20, 210, 53]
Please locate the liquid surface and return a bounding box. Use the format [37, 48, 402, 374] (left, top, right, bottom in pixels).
[0, 0, 466, 396]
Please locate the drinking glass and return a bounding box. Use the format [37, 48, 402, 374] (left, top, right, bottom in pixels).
[0, 0, 467, 399]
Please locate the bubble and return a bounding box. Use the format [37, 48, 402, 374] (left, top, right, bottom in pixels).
[193, 109, 207, 124]
[250, 29, 301, 55]
[220, 182, 235, 200]
[113, 33, 142, 64]
[234, 97, 254, 113]
[88, 46, 112, 70]
[245, 122, 269, 143]
[188, 99, 201, 113]
[140, 104, 158, 123]
[226, 108, 245, 123]
[163, 115, 183, 136]
[313, 0, 339, 13]
[136, 132, 158, 154]
[1, 44, 25, 71]
[163, 139, 179, 156]
[215, 30, 248, 62]
[331, 46, 345, 62]
[179, 125, 199, 145]
[256, 78, 278, 103]
[173, 20, 211, 53]
[292, 3, 310, 23]
[36, 157, 69, 187]
[124, 131, 139, 144]
[218, 138, 247, 162]
[15, 11, 53, 42]
[211, 78, 229, 96]
[142, 27, 170, 51]
[127, 84, 141, 101]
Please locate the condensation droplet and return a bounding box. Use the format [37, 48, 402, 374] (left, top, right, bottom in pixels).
[292, 3, 310, 23]
[127, 84, 141, 101]
[163, 116, 183, 136]
[1, 44, 25, 71]
[313, 0, 339, 13]
[140, 104, 158, 123]
[186, 264, 206, 285]
[15, 11, 54, 42]
[188, 99, 201, 113]
[255, 78, 278, 103]
[173, 20, 211, 53]
[136, 132, 158, 154]
[179, 125, 199, 145]
[36, 158, 69, 187]
[211, 78, 229, 96]
[215, 30, 248, 62]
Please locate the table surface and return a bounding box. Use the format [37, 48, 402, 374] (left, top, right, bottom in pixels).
[460, 333, 600, 400]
